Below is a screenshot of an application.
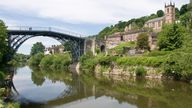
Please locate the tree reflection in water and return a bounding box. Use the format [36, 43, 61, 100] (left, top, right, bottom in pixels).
[11, 66, 192, 108]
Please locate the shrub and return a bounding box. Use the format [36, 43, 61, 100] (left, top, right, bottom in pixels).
[0, 71, 5, 80]
[28, 53, 44, 66]
[115, 56, 165, 67]
[163, 52, 192, 81]
[40, 53, 72, 70]
[135, 66, 147, 77]
[40, 55, 54, 69]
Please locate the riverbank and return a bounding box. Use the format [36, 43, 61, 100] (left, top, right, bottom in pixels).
[79, 50, 192, 82]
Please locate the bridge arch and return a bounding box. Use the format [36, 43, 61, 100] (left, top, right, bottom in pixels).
[7, 26, 85, 61]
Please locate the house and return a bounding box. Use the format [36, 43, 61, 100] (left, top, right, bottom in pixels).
[105, 2, 176, 50]
[44, 45, 64, 55]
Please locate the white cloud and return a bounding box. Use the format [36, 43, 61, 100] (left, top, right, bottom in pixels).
[0, 0, 189, 24]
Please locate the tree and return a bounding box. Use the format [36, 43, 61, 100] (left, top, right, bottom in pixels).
[156, 10, 164, 17]
[180, 4, 188, 15]
[30, 42, 45, 56]
[63, 41, 73, 52]
[175, 8, 180, 19]
[158, 24, 185, 51]
[137, 33, 150, 50]
[28, 53, 44, 66]
[0, 20, 8, 63]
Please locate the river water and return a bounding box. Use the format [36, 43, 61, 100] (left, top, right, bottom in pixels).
[10, 66, 192, 108]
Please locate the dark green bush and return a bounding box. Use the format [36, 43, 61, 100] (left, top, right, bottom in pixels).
[163, 52, 192, 81]
[135, 66, 147, 77]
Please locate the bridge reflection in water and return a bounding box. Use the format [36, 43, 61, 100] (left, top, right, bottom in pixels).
[8, 66, 192, 108]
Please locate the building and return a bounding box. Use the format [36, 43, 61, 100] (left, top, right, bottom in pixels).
[105, 2, 176, 50]
[144, 3, 175, 32]
[44, 45, 64, 55]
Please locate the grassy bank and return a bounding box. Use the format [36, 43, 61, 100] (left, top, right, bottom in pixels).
[80, 48, 192, 81]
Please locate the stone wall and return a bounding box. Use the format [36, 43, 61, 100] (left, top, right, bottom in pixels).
[94, 64, 162, 79]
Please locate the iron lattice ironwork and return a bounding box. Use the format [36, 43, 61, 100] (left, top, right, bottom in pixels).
[7, 26, 85, 61]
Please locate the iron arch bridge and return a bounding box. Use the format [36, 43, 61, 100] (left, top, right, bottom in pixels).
[7, 26, 86, 61]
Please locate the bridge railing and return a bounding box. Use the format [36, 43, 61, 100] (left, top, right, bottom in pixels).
[7, 26, 86, 38]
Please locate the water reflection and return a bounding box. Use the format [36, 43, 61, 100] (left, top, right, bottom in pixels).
[11, 66, 192, 108]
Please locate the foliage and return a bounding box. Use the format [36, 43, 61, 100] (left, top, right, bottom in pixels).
[30, 42, 45, 56]
[63, 41, 73, 52]
[115, 56, 166, 67]
[40, 53, 72, 70]
[0, 71, 5, 80]
[135, 66, 147, 77]
[0, 20, 8, 64]
[8, 53, 30, 66]
[163, 52, 192, 81]
[137, 33, 150, 50]
[97, 14, 158, 39]
[28, 53, 44, 66]
[144, 50, 171, 57]
[180, 4, 189, 15]
[156, 10, 164, 17]
[175, 8, 180, 19]
[158, 24, 185, 51]
[110, 42, 136, 55]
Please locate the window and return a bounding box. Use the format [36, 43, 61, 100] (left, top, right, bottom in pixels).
[158, 21, 161, 27]
[167, 8, 169, 13]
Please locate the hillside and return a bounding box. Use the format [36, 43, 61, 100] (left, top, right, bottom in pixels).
[96, 4, 189, 40]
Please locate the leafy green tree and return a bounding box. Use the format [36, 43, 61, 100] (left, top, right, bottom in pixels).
[63, 41, 73, 52]
[180, 12, 192, 28]
[156, 10, 164, 17]
[175, 8, 180, 19]
[180, 4, 188, 15]
[158, 24, 185, 51]
[137, 33, 150, 50]
[0, 20, 8, 63]
[30, 42, 45, 56]
[28, 53, 44, 66]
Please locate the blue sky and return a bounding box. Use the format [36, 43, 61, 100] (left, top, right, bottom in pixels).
[0, 0, 189, 54]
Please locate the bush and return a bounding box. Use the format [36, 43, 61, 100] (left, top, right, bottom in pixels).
[144, 50, 171, 57]
[28, 53, 44, 66]
[115, 56, 166, 67]
[163, 52, 192, 81]
[40, 53, 72, 70]
[135, 66, 147, 77]
[0, 71, 5, 80]
[39, 55, 54, 68]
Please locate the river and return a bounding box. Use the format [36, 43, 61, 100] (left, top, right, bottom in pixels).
[9, 66, 192, 108]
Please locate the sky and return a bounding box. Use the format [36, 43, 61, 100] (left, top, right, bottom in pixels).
[0, 0, 189, 54]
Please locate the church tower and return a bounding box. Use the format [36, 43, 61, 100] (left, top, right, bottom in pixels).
[165, 2, 176, 24]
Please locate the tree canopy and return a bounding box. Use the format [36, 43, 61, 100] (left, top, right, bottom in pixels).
[137, 33, 150, 50]
[158, 24, 185, 51]
[30, 42, 45, 56]
[0, 20, 8, 63]
[156, 10, 164, 17]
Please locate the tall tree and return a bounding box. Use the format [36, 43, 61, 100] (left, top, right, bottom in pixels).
[0, 20, 8, 63]
[30, 42, 45, 56]
[180, 4, 189, 15]
[137, 33, 150, 50]
[156, 10, 164, 17]
[175, 8, 180, 19]
[158, 24, 185, 51]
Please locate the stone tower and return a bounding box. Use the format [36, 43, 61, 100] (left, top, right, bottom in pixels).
[165, 2, 175, 24]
